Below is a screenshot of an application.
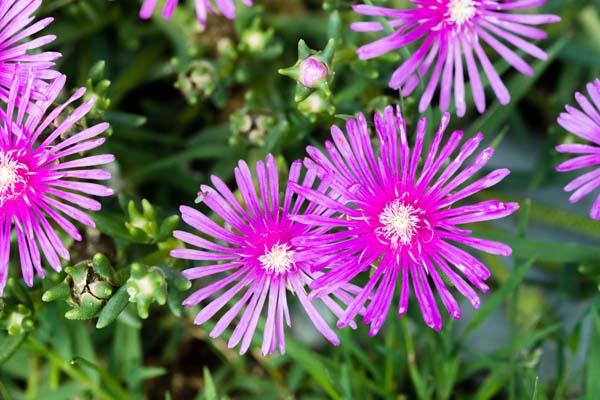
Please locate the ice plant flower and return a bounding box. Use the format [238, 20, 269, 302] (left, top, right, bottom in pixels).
[555, 79, 600, 219]
[351, 1, 560, 117]
[290, 106, 519, 334]
[171, 155, 358, 355]
[0, 0, 61, 102]
[139, 0, 252, 28]
[0, 71, 114, 294]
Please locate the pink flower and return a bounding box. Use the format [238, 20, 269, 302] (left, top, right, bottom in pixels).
[556, 79, 600, 219]
[171, 155, 358, 355]
[0, 71, 114, 294]
[291, 106, 518, 334]
[351, 1, 560, 116]
[299, 57, 329, 89]
[0, 0, 61, 102]
[139, 0, 253, 28]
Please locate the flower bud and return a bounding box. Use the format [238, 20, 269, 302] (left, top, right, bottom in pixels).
[42, 255, 116, 321]
[6, 305, 34, 336]
[298, 57, 329, 89]
[279, 39, 336, 117]
[126, 264, 167, 319]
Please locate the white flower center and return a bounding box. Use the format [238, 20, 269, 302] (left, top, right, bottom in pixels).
[376, 200, 421, 249]
[448, 0, 477, 26]
[258, 243, 295, 274]
[0, 151, 28, 205]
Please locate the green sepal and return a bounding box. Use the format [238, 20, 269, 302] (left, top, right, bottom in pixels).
[42, 281, 71, 303]
[96, 286, 130, 329]
[65, 293, 104, 321]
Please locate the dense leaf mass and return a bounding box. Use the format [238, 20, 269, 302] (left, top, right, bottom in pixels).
[0, 1, 599, 399]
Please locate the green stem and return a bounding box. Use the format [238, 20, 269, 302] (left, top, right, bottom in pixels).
[72, 357, 131, 400]
[49, 359, 60, 390]
[25, 355, 40, 400]
[384, 320, 395, 396]
[401, 318, 428, 400]
[0, 378, 10, 400]
[27, 338, 118, 400]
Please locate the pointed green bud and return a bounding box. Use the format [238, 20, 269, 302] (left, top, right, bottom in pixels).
[229, 108, 276, 147]
[217, 38, 237, 59]
[126, 199, 158, 241]
[189, 61, 217, 98]
[7, 305, 33, 336]
[279, 39, 335, 88]
[279, 39, 336, 113]
[53, 258, 116, 320]
[240, 23, 273, 53]
[126, 264, 168, 319]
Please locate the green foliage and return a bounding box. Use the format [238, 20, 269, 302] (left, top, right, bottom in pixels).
[0, 0, 599, 399]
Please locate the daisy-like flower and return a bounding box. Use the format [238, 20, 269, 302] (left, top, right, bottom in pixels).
[139, 0, 253, 28]
[556, 79, 600, 219]
[0, 0, 61, 102]
[290, 106, 518, 334]
[171, 154, 358, 355]
[0, 71, 114, 294]
[351, 1, 560, 117]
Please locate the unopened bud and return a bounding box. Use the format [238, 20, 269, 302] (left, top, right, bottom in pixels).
[299, 57, 329, 89]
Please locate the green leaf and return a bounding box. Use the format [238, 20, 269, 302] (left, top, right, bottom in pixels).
[474, 366, 510, 400]
[202, 368, 218, 400]
[476, 229, 600, 263]
[94, 212, 137, 242]
[286, 340, 341, 400]
[465, 258, 536, 336]
[0, 332, 26, 366]
[127, 366, 167, 386]
[586, 309, 600, 399]
[33, 382, 85, 400]
[97, 286, 130, 329]
[104, 111, 147, 129]
[71, 357, 129, 400]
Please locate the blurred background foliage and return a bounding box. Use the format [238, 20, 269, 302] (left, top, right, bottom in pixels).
[2, 0, 600, 399]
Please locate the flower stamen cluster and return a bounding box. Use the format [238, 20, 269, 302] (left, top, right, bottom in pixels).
[0, 150, 29, 206]
[258, 243, 296, 275]
[447, 0, 477, 26]
[376, 200, 422, 249]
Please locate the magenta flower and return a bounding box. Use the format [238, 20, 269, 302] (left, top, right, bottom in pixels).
[0, 71, 114, 294]
[139, 0, 253, 28]
[171, 155, 358, 355]
[351, 1, 559, 117]
[0, 0, 61, 102]
[291, 106, 518, 334]
[299, 57, 329, 89]
[556, 79, 600, 219]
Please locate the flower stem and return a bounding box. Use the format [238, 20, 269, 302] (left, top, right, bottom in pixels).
[27, 338, 121, 400]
